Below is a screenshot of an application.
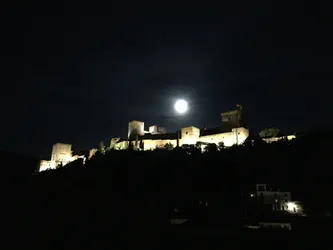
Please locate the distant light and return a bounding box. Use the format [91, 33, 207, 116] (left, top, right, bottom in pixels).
[250, 193, 255, 197]
[174, 99, 188, 114]
[286, 202, 298, 213]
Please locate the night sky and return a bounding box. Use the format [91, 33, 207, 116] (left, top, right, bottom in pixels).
[1, 2, 332, 157]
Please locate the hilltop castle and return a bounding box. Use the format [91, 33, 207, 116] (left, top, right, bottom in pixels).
[39, 144, 96, 172]
[39, 106, 249, 171]
[111, 105, 249, 150]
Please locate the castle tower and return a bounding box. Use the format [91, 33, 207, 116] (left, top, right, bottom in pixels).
[180, 126, 200, 145]
[149, 125, 167, 135]
[51, 143, 72, 167]
[221, 104, 244, 130]
[128, 120, 145, 139]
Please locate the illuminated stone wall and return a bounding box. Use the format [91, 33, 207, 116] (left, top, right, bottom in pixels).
[263, 135, 295, 143]
[71, 154, 86, 164]
[39, 160, 56, 172]
[143, 139, 178, 150]
[233, 127, 249, 145]
[112, 125, 249, 151]
[114, 140, 129, 150]
[199, 127, 249, 147]
[51, 143, 72, 166]
[140, 127, 249, 150]
[110, 138, 121, 149]
[180, 126, 200, 145]
[39, 143, 94, 172]
[88, 148, 98, 159]
[149, 125, 167, 134]
[128, 120, 145, 138]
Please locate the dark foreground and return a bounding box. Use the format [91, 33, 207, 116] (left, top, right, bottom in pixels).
[5, 132, 333, 249]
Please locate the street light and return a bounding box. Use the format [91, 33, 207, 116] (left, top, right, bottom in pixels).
[286, 202, 300, 213]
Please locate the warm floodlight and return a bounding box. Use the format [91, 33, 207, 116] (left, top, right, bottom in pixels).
[286, 202, 298, 213]
[174, 99, 188, 114]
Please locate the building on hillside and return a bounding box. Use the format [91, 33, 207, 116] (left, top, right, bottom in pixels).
[88, 148, 98, 159]
[51, 143, 72, 167]
[39, 143, 94, 172]
[112, 125, 249, 151]
[149, 125, 167, 135]
[128, 120, 145, 139]
[138, 131, 179, 150]
[39, 143, 72, 172]
[39, 160, 56, 172]
[221, 104, 244, 131]
[71, 151, 87, 165]
[255, 184, 291, 211]
[252, 184, 301, 213]
[262, 135, 296, 143]
[112, 138, 129, 150]
[199, 127, 249, 147]
[111, 108, 250, 151]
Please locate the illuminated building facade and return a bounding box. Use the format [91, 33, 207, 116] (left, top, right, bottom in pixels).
[38, 107, 255, 170]
[39, 160, 56, 172]
[111, 108, 250, 151]
[39, 143, 94, 172]
[221, 104, 244, 130]
[149, 125, 167, 135]
[88, 148, 98, 159]
[253, 184, 301, 213]
[262, 135, 296, 143]
[51, 143, 72, 167]
[39, 143, 73, 171]
[128, 120, 145, 139]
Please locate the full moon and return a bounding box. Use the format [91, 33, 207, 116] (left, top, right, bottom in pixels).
[174, 99, 188, 114]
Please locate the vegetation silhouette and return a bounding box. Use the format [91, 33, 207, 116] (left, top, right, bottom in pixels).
[6, 129, 333, 247]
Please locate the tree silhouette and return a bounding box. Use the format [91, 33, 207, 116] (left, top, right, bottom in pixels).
[204, 143, 218, 153]
[164, 142, 174, 150]
[259, 127, 280, 138]
[56, 161, 63, 168]
[181, 144, 201, 155]
[218, 141, 225, 151]
[18, 129, 333, 246]
[128, 141, 134, 151]
[99, 141, 106, 154]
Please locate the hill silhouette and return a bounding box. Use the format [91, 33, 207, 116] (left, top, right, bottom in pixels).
[5, 130, 333, 248]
